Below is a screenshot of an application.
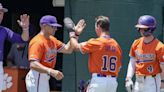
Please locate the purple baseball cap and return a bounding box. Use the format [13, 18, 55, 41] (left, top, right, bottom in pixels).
[40, 15, 62, 27]
[0, 3, 8, 12]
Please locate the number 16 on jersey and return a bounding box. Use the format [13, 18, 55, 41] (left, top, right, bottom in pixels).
[101, 55, 117, 72]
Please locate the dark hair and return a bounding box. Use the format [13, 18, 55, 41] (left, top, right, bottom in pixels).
[95, 16, 110, 32]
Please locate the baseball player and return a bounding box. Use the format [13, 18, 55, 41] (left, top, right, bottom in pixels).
[25, 15, 84, 92]
[70, 16, 122, 92]
[0, 3, 29, 92]
[125, 15, 164, 92]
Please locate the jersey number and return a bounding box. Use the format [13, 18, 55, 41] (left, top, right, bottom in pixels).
[101, 55, 117, 72]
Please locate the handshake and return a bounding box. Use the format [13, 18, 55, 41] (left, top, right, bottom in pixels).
[64, 17, 86, 37]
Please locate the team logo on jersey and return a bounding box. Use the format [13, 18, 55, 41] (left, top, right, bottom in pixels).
[147, 65, 153, 73]
[45, 48, 57, 62]
[2, 73, 13, 90]
[135, 50, 155, 63]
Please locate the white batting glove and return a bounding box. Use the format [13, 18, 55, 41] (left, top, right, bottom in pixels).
[125, 78, 133, 92]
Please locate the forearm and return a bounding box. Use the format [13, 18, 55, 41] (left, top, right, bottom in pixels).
[30, 61, 52, 74]
[63, 37, 79, 53]
[21, 28, 29, 41]
[60, 32, 79, 53]
[63, 41, 74, 54]
[70, 36, 80, 51]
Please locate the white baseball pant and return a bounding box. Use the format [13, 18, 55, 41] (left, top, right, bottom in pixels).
[134, 74, 161, 92]
[25, 69, 50, 92]
[86, 73, 118, 92]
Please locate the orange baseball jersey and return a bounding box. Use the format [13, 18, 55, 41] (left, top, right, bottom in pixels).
[79, 37, 122, 76]
[28, 34, 65, 68]
[129, 37, 164, 76]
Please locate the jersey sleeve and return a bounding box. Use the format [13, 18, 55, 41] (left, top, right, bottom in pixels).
[5, 27, 25, 43]
[28, 42, 44, 61]
[129, 40, 139, 57]
[80, 38, 101, 54]
[51, 36, 65, 52]
[156, 42, 164, 63]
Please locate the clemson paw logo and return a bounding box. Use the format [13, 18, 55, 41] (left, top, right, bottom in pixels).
[2, 73, 13, 90]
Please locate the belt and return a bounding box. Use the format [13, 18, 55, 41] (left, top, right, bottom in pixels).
[136, 74, 157, 79]
[151, 74, 156, 77]
[144, 74, 156, 78]
[92, 73, 116, 78]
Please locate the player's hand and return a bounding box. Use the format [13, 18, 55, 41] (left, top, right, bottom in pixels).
[74, 19, 86, 35]
[17, 14, 30, 30]
[50, 69, 64, 80]
[125, 78, 133, 92]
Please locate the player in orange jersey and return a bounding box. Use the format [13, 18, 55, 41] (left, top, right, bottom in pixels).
[70, 16, 122, 92]
[125, 15, 164, 92]
[25, 15, 83, 92]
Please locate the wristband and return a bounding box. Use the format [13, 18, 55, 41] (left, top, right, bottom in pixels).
[75, 33, 80, 36]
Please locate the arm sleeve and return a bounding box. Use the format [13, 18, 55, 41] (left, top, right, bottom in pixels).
[127, 40, 139, 78]
[5, 27, 25, 43]
[126, 57, 136, 78]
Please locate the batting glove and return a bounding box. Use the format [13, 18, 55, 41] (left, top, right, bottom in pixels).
[64, 17, 75, 32]
[125, 78, 133, 92]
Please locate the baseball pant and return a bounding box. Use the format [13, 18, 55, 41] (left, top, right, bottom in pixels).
[25, 69, 50, 92]
[0, 62, 3, 92]
[134, 74, 161, 92]
[86, 73, 118, 92]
